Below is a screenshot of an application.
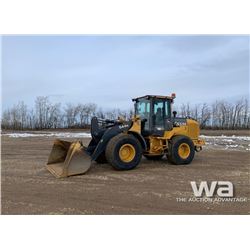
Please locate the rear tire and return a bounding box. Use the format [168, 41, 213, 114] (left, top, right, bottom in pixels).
[144, 154, 164, 160]
[167, 136, 195, 165]
[105, 134, 142, 170]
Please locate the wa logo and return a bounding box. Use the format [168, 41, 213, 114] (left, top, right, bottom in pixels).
[191, 181, 234, 197]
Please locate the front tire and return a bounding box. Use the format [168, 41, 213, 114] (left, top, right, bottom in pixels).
[105, 134, 142, 170]
[167, 136, 195, 165]
[95, 152, 107, 164]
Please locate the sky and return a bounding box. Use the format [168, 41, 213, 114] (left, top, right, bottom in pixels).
[1, 35, 249, 111]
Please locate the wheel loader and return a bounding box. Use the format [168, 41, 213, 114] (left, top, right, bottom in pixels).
[46, 93, 205, 178]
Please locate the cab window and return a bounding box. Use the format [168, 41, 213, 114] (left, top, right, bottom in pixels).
[136, 99, 150, 117]
[153, 99, 164, 129]
[136, 99, 150, 130]
[165, 100, 171, 117]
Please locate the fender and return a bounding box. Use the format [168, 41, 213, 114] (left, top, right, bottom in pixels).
[89, 123, 131, 161]
[128, 131, 147, 151]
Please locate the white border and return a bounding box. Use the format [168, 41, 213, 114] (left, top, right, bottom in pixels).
[1, 1, 250, 250]
[0, 0, 250, 34]
[0, 216, 249, 250]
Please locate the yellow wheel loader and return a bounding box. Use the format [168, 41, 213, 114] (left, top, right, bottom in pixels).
[46, 94, 205, 178]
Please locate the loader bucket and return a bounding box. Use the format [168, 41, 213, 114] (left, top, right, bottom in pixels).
[46, 139, 91, 178]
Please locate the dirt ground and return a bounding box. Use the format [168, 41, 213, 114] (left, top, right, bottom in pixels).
[1, 130, 250, 214]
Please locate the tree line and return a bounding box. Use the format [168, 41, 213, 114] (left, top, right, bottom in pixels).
[1, 96, 249, 130]
[1, 96, 133, 130]
[177, 98, 249, 129]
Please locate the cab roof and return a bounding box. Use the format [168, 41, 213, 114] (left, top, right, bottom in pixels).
[132, 94, 176, 102]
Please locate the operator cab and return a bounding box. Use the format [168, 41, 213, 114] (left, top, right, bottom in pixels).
[133, 94, 176, 136]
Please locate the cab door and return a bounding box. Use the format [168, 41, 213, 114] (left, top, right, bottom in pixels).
[152, 98, 172, 135]
[135, 98, 151, 135]
[152, 99, 165, 136]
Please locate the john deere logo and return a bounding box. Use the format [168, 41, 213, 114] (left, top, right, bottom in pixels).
[119, 124, 129, 129]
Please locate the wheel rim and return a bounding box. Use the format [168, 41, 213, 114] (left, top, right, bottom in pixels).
[119, 144, 136, 162]
[178, 143, 190, 159]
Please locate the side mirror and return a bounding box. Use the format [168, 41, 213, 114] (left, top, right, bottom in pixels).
[173, 111, 177, 118]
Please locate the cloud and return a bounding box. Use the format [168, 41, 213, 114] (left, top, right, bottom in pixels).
[1, 35, 249, 110]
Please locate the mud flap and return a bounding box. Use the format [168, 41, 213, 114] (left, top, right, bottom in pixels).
[46, 139, 91, 178]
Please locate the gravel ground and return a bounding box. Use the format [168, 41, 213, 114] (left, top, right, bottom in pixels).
[1, 130, 250, 214]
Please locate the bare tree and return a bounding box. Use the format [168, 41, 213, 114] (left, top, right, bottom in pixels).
[180, 103, 191, 118]
[17, 101, 28, 129]
[96, 108, 105, 119]
[48, 103, 62, 129]
[232, 100, 244, 129]
[64, 103, 79, 128]
[35, 96, 50, 129]
[83, 103, 97, 125]
[1, 109, 11, 129]
[77, 104, 87, 127]
[199, 103, 211, 128]
[11, 104, 22, 130]
[28, 108, 36, 130]
[243, 99, 249, 129]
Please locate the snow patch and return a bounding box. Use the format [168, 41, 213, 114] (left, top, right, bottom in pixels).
[200, 135, 250, 141]
[2, 132, 91, 138]
[200, 134, 250, 151]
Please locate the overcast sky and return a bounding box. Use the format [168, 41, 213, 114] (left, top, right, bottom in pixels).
[1, 35, 249, 111]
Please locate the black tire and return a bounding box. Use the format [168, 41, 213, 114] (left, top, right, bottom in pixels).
[167, 135, 195, 165]
[105, 133, 142, 170]
[95, 152, 107, 164]
[144, 154, 164, 160]
[167, 151, 175, 164]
